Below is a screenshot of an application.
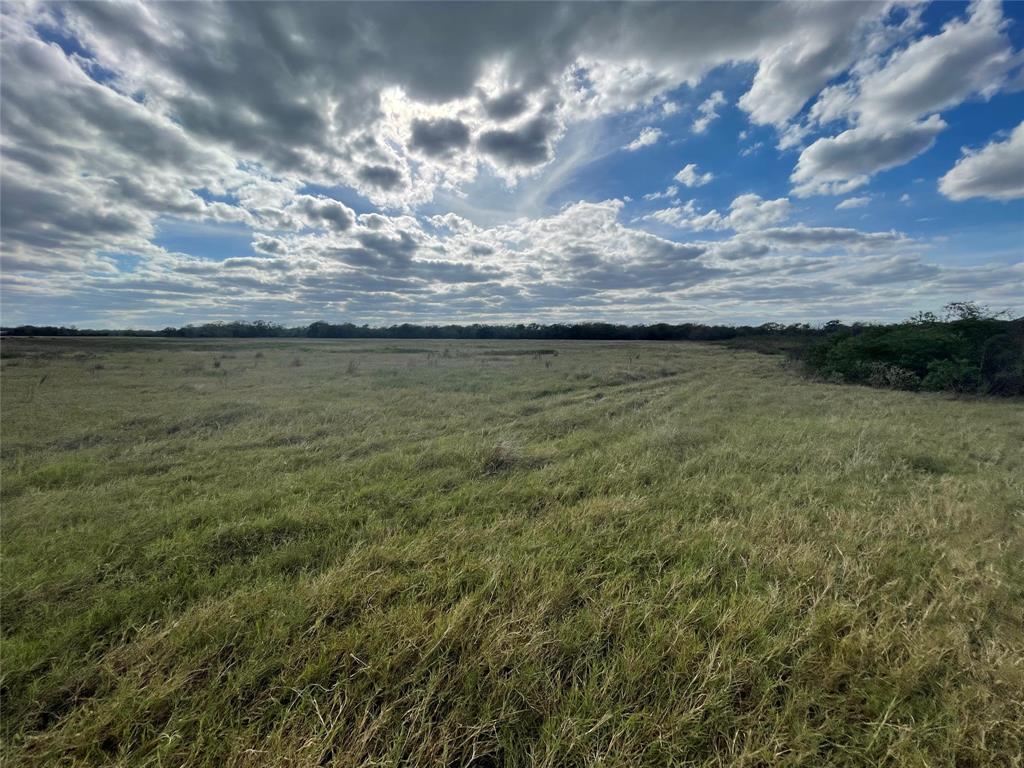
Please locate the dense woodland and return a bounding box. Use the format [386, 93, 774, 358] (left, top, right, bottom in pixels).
[4, 303, 1022, 395]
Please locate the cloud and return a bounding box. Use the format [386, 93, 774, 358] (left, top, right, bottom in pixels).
[791, 116, 946, 197]
[792, 1, 1019, 196]
[726, 194, 791, 231]
[291, 196, 356, 231]
[674, 163, 714, 187]
[846, 0, 1018, 130]
[410, 117, 472, 158]
[36, 1, 903, 204]
[939, 121, 1024, 201]
[482, 90, 530, 121]
[692, 91, 726, 134]
[357, 165, 404, 190]
[624, 126, 663, 151]
[642, 185, 679, 201]
[478, 116, 557, 168]
[740, 2, 903, 128]
[836, 196, 871, 210]
[643, 193, 789, 233]
[753, 226, 909, 251]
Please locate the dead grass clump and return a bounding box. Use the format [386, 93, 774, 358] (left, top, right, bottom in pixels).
[482, 438, 522, 474]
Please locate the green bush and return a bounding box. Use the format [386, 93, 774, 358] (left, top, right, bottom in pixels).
[801, 304, 1022, 396]
[921, 359, 981, 393]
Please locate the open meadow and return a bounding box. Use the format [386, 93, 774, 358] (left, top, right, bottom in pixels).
[1, 337, 1022, 767]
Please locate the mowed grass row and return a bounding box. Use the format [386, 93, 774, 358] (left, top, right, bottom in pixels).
[1, 337, 1022, 767]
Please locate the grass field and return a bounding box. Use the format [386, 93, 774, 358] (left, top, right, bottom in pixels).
[1, 337, 1022, 767]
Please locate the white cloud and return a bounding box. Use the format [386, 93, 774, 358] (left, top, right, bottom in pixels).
[642, 185, 679, 201]
[791, 116, 946, 197]
[739, 2, 908, 128]
[674, 163, 714, 187]
[692, 91, 726, 134]
[623, 126, 664, 152]
[939, 121, 1024, 201]
[643, 193, 789, 233]
[791, 1, 1020, 197]
[836, 196, 871, 210]
[850, 0, 1018, 130]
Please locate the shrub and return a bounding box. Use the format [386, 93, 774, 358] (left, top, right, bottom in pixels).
[921, 359, 980, 393]
[799, 308, 1022, 396]
[867, 363, 920, 390]
[979, 332, 1024, 396]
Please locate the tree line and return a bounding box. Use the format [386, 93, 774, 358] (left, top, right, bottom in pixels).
[1, 319, 859, 341]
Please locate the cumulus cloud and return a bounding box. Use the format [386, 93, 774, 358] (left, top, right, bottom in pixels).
[846, 0, 1018, 130]
[791, 116, 946, 197]
[410, 118, 472, 158]
[290, 196, 356, 231]
[357, 165, 405, 191]
[478, 116, 558, 168]
[836, 196, 871, 210]
[791, 1, 1020, 196]
[624, 126, 664, 151]
[674, 163, 714, 187]
[939, 121, 1024, 201]
[643, 194, 789, 233]
[481, 90, 530, 121]
[692, 91, 726, 134]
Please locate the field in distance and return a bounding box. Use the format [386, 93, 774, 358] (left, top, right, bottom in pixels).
[2, 337, 1022, 766]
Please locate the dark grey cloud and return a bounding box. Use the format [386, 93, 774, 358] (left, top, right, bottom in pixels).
[477, 116, 555, 167]
[221, 257, 293, 271]
[357, 165, 404, 190]
[410, 117, 471, 157]
[354, 230, 418, 264]
[0, 174, 140, 254]
[482, 90, 529, 121]
[756, 226, 905, 249]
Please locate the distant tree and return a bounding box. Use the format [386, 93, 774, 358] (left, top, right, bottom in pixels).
[907, 311, 938, 325]
[943, 301, 993, 322]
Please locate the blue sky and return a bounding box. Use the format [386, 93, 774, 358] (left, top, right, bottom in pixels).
[1, 1, 1022, 327]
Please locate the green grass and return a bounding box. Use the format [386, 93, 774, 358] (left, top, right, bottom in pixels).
[1, 337, 1022, 767]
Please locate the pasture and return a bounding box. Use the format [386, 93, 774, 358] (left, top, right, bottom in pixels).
[1, 337, 1022, 766]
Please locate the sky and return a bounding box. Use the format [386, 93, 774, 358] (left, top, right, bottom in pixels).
[1, 0, 1022, 328]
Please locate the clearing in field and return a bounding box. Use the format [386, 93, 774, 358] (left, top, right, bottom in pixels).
[1, 337, 1022, 766]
